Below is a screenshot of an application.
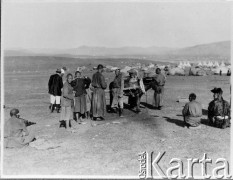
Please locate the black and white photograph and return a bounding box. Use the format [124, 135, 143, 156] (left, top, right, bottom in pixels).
[1, 0, 232, 178]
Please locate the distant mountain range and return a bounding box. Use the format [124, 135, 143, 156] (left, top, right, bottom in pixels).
[4, 41, 230, 58]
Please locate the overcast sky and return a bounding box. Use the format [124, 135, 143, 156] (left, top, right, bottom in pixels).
[3, 1, 231, 49]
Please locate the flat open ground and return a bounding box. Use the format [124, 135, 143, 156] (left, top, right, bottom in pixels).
[2, 57, 231, 177]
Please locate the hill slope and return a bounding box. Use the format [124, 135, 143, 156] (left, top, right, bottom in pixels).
[4, 41, 230, 58]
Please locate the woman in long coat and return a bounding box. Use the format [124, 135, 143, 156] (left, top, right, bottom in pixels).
[71, 71, 88, 123]
[60, 73, 74, 129]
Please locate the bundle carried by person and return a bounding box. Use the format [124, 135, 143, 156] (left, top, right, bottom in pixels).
[123, 69, 145, 97]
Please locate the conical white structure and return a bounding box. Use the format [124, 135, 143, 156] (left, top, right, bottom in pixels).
[208, 61, 213, 67]
[178, 61, 183, 68]
[203, 61, 207, 66]
[186, 61, 191, 67]
[206, 61, 211, 67]
[197, 62, 203, 67]
[220, 61, 225, 67]
[213, 61, 219, 67]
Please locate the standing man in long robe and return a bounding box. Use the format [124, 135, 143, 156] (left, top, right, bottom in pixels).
[91, 64, 107, 120]
[152, 68, 166, 110]
[71, 70, 88, 124]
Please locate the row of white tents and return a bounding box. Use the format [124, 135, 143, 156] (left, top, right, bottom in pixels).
[102, 60, 231, 77]
[178, 61, 227, 68]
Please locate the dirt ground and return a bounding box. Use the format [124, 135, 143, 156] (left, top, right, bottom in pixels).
[2, 69, 231, 177]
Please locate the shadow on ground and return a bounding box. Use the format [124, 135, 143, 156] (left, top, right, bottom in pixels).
[163, 116, 184, 128]
[140, 102, 155, 109]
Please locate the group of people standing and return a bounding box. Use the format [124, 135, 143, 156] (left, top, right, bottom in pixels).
[48, 64, 168, 129]
[48, 64, 108, 129]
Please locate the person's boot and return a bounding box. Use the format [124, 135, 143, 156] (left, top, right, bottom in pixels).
[73, 112, 77, 122]
[49, 103, 52, 110]
[76, 113, 82, 124]
[51, 104, 55, 113]
[59, 120, 66, 128]
[65, 120, 69, 129]
[111, 107, 117, 113]
[86, 112, 90, 119]
[119, 108, 124, 117]
[222, 119, 227, 129]
[56, 104, 61, 113]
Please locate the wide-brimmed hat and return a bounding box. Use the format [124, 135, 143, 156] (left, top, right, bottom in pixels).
[211, 87, 223, 94]
[97, 64, 105, 70]
[56, 69, 61, 73]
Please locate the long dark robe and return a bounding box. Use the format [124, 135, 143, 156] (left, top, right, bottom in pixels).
[91, 72, 107, 117]
[71, 78, 87, 114]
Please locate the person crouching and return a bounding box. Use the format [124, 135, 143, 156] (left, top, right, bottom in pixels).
[4, 109, 36, 148]
[182, 93, 202, 128]
[208, 88, 230, 129]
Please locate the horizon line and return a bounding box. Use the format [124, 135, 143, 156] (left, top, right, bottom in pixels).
[4, 40, 230, 50]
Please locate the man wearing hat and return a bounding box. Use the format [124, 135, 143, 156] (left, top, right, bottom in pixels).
[110, 68, 124, 117]
[91, 64, 107, 120]
[48, 69, 63, 113]
[4, 108, 36, 148]
[208, 88, 231, 128]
